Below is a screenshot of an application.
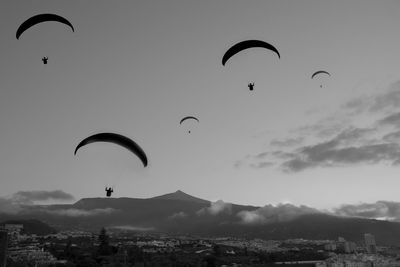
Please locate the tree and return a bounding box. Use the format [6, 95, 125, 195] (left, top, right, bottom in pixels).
[213, 245, 221, 256]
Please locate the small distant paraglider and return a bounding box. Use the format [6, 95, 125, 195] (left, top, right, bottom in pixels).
[16, 13, 74, 63]
[180, 116, 199, 134]
[311, 70, 331, 88]
[248, 82, 255, 91]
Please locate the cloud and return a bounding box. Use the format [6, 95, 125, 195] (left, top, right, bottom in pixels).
[234, 160, 245, 169]
[370, 81, 400, 112]
[0, 198, 23, 214]
[250, 162, 274, 169]
[12, 190, 75, 204]
[270, 137, 304, 148]
[236, 152, 277, 170]
[280, 127, 400, 172]
[342, 81, 400, 114]
[249, 81, 400, 173]
[0, 190, 75, 214]
[109, 225, 155, 231]
[378, 112, 400, 128]
[197, 200, 232, 216]
[43, 208, 117, 217]
[383, 131, 400, 143]
[334, 201, 400, 221]
[293, 116, 349, 139]
[342, 96, 371, 114]
[254, 152, 269, 159]
[237, 203, 319, 225]
[168, 211, 188, 220]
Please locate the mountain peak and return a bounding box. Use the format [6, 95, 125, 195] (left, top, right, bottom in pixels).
[151, 190, 210, 204]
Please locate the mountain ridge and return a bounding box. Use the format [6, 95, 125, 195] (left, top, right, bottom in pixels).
[4, 190, 400, 245]
[150, 190, 210, 204]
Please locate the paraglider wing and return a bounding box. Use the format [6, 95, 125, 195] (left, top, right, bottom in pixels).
[74, 133, 148, 167]
[222, 40, 280, 66]
[16, 13, 74, 39]
[311, 70, 330, 79]
[180, 116, 199, 125]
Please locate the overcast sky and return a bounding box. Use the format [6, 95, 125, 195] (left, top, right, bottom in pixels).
[1, 0, 400, 209]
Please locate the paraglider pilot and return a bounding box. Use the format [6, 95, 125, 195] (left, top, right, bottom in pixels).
[42, 57, 48, 64]
[105, 187, 113, 197]
[248, 82, 255, 91]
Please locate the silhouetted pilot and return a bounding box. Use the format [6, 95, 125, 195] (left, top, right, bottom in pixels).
[42, 57, 48, 64]
[105, 187, 113, 197]
[248, 82, 255, 91]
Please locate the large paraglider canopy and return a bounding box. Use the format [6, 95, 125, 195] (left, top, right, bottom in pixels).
[222, 40, 280, 66]
[16, 13, 74, 39]
[311, 70, 330, 79]
[74, 133, 148, 167]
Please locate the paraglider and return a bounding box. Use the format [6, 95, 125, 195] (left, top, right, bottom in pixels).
[16, 14, 74, 64]
[74, 132, 148, 167]
[248, 82, 255, 91]
[105, 187, 113, 197]
[16, 13, 74, 39]
[180, 116, 199, 134]
[222, 40, 280, 66]
[311, 70, 331, 88]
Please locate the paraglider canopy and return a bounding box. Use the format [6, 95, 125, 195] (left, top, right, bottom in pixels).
[16, 13, 74, 39]
[222, 40, 280, 66]
[311, 70, 330, 79]
[180, 116, 199, 125]
[74, 132, 148, 167]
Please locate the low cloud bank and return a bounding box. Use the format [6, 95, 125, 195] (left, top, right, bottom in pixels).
[13, 190, 74, 204]
[0, 190, 75, 214]
[197, 200, 232, 216]
[109, 225, 155, 231]
[237, 203, 320, 225]
[334, 201, 400, 221]
[43, 208, 117, 217]
[168, 211, 188, 220]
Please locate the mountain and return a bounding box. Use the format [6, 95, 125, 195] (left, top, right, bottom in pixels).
[5, 190, 400, 245]
[151, 190, 210, 204]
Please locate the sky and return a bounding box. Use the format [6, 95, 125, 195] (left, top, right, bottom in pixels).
[2, 0, 400, 210]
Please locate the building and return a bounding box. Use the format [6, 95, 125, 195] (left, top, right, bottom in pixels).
[0, 230, 8, 267]
[344, 241, 356, 253]
[324, 243, 337, 251]
[364, 233, 376, 254]
[4, 224, 23, 246]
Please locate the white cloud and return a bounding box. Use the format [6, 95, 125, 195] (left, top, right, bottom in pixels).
[197, 200, 232, 216]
